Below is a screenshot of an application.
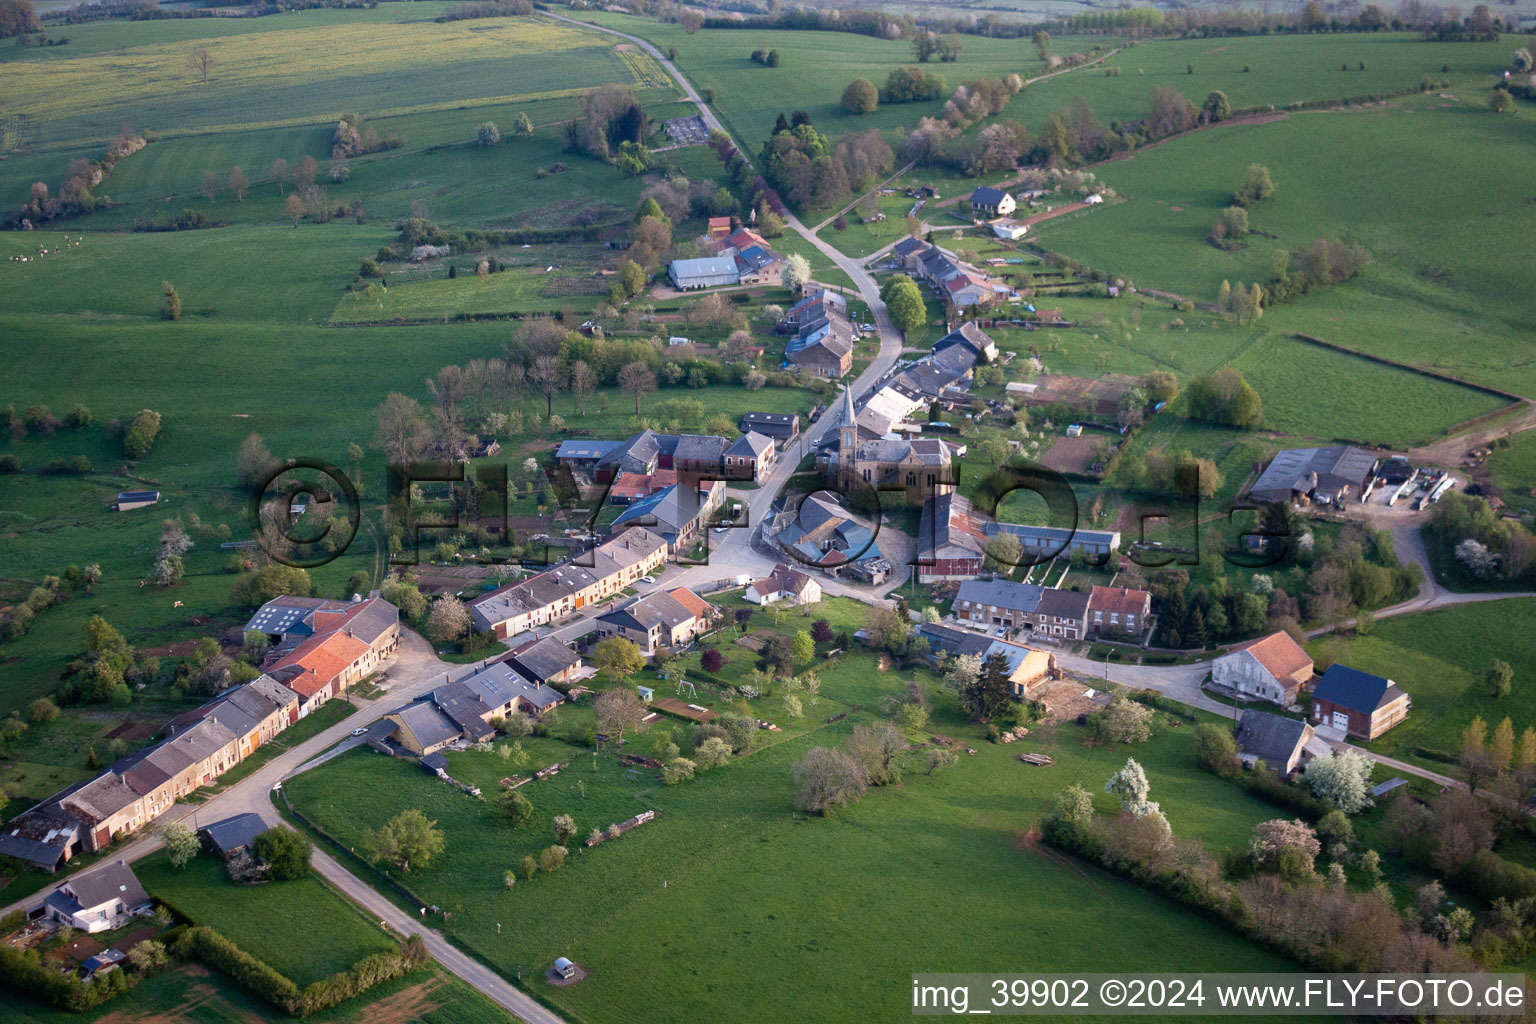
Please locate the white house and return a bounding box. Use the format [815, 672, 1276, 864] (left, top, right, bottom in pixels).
[744, 563, 822, 606]
[43, 860, 151, 933]
[1211, 631, 1315, 707]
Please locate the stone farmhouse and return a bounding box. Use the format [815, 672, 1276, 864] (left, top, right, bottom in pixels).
[0, 598, 401, 871]
[468, 527, 669, 639]
[1211, 631, 1315, 707]
[779, 289, 854, 379]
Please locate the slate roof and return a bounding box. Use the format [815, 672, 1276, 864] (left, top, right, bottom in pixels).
[1035, 588, 1091, 620]
[598, 589, 706, 634]
[956, 579, 1044, 614]
[597, 429, 664, 475]
[504, 636, 582, 685]
[919, 492, 987, 559]
[892, 236, 928, 261]
[726, 431, 775, 459]
[62, 860, 149, 912]
[931, 321, 997, 361]
[199, 812, 268, 856]
[392, 698, 464, 752]
[673, 433, 728, 464]
[969, 186, 1011, 207]
[1311, 664, 1406, 714]
[1235, 711, 1313, 767]
[740, 412, 798, 439]
[749, 563, 816, 599]
[612, 484, 706, 536]
[243, 596, 350, 637]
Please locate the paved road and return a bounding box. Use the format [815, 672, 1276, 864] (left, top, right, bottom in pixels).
[2, 630, 555, 1024]
[1307, 520, 1536, 637]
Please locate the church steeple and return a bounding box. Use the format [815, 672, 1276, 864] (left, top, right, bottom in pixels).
[837, 384, 857, 492]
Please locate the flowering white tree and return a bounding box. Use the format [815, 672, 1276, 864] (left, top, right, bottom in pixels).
[1456, 538, 1497, 578]
[1249, 818, 1320, 872]
[1106, 758, 1158, 817]
[782, 253, 812, 293]
[1303, 749, 1375, 813]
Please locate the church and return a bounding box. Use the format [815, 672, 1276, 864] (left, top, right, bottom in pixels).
[828, 386, 956, 503]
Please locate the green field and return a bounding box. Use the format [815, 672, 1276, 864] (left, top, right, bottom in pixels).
[1487, 431, 1536, 503]
[6, 959, 509, 1024]
[0, 7, 662, 152]
[1037, 99, 1536, 396]
[135, 848, 397, 986]
[1230, 333, 1508, 448]
[285, 620, 1304, 1024]
[1315, 598, 1536, 767]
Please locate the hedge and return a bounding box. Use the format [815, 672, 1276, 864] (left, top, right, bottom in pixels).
[173, 925, 430, 1018]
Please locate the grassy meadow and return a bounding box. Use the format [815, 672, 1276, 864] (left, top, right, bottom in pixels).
[0, 6, 660, 151]
[1312, 598, 1536, 769]
[1034, 97, 1536, 395]
[287, 649, 1299, 1024]
[135, 848, 398, 986]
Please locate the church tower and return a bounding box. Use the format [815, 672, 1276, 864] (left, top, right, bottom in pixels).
[837, 384, 857, 492]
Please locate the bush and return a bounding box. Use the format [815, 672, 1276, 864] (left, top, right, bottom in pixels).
[1191, 722, 1239, 777]
[122, 409, 162, 459]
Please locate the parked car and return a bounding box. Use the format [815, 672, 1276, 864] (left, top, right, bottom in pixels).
[639, 575, 656, 584]
[351, 727, 367, 737]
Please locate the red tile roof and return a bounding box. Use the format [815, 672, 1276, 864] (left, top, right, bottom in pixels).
[666, 587, 712, 621]
[1228, 631, 1314, 685]
[267, 629, 370, 699]
[1088, 586, 1151, 617]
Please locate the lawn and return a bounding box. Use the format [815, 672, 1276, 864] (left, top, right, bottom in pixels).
[286, 637, 1304, 1024]
[6, 959, 508, 1024]
[1038, 98, 1536, 396]
[134, 848, 397, 986]
[1313, 598, 1536, 768]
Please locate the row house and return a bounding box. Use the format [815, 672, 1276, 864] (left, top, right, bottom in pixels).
[595, 588, 716, 657]
[0, 602, 403, 873]
[469, 527, 669, 639]
[1086, 586, 1153, 639]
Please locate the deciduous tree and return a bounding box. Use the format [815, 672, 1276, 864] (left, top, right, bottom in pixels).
[370, 808, 445, 871]
[793, 746, 868, 815]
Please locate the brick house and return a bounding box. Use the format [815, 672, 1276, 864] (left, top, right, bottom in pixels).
[1308, 664, 1410, 740]
[1087, 586, 1152, 638]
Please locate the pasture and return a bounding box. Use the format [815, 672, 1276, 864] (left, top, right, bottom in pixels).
[1315, 598, 1536, 767]
[1229, 332, 1509, 449]
[1488, 432, 1536, 502]
[0, 7, 663, 152]
[1035, 98, 1536, 395]
[134, 848, 398, 986]
[286, 655, 1296, 1024]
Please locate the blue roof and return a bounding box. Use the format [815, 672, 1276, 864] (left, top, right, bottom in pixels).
[1311, 663, 1401, 714]
[555, 440, 621, 461]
